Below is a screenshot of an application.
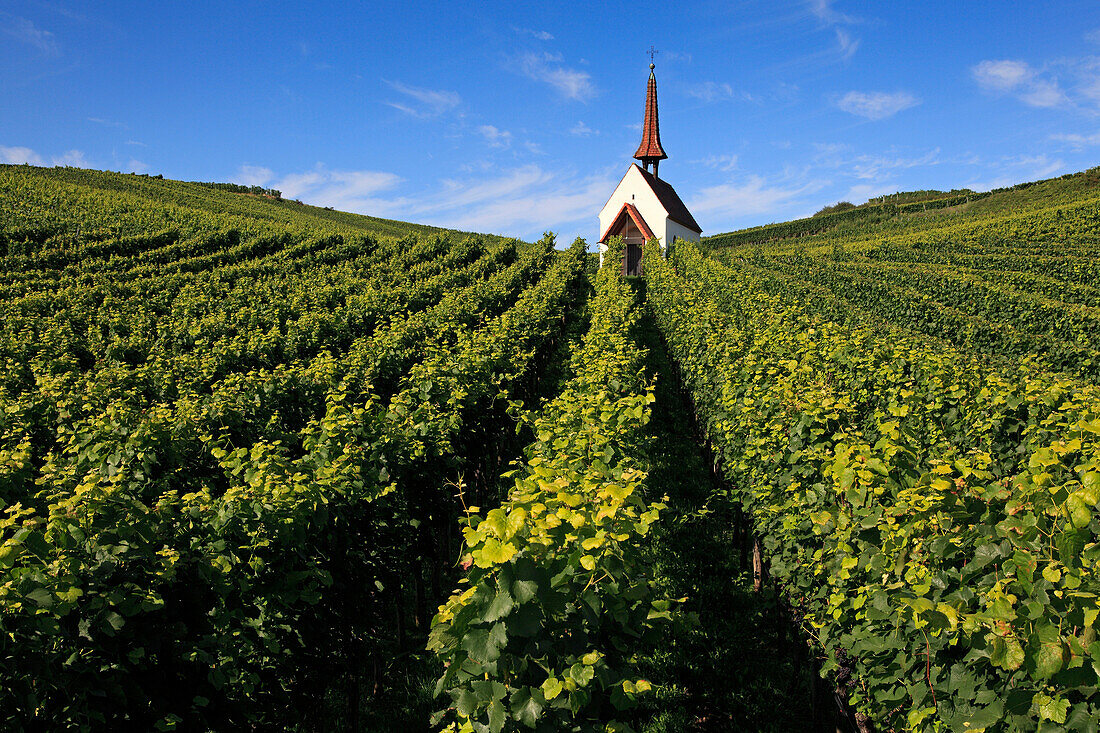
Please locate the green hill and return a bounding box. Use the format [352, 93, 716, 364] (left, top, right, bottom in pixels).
[0, 164, 517, 251]
[8, 158, 1100, 733]
[701, 166, 1100, 251]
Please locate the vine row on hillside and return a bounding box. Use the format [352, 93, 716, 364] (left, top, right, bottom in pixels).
[648, 242, 1100, 732]
[430, 239, 670, 733]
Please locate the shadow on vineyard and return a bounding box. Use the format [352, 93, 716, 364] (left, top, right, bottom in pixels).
[632, 297, 814, 732]
[350, 262, 595, 733]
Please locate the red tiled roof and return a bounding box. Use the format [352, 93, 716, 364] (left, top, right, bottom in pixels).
[600, 202, 656, 243]
[633, 70, 667, 161]
[634, 164, 702, 233]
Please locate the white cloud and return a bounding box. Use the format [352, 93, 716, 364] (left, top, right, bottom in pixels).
[966, 154, 1064, 191]
[513, 27, 554, 41]
[233, 164, 404, 212]
[570, 121, 597, 136]
[233, 165, 275, 187]
[52, 150, 89, 167]
[836, 90, 920, 120]
[685, 81, 754, 103]
[269, 165, 404, 211]
[517, 52, 595, 101]
[383, 80, 461, 118]
[972, 59, 1032, 91]
[808, 0, 862, 61]
[844, 183, 897, 203]
[1087, 28, 1100, 44]
[127, 159, 148, 174]
[834, 28, 859, 60]
[1051, 130, 1100, 147]
[477, 125, 513, 148]
[662, 51, 694, 64]
[87, 117, 126, 129]
[1020, 79, 1067, 108]
[971, 59, 1068, 108]
[244, 161, 620, 243]
[808, 0, 860, 25]
[0, 146, 44, 165]
[125, 140, 147, 147]
[811, 144, 940, 181]
[849, 148, 940, 179]
[2, 17, 58, 54]
[692, 154, 740, 172]
[688, 176, 826, 223]
[1, 146, 91, 168]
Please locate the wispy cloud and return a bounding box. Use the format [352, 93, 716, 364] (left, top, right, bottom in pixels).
[234, 163, 404, 211]
[808, 0, 862, 61]
[688, 175, 827, 224]
[2, 16, 58, 54]
[833, 28, 860, 60]
[684, 81, 755, 103]
[241, 161, 618, 242]
[125, 139, 148, 147]
[1051, 130, 1100, 147]
[812, 143, 940, 180]
[850, 148, 940, 179]
[836, 90, 920, 120]
[513, 26, 554, 41]
[966, 154, 1064, 191]
[692, 154, 740, 172]
[808, 0, 859, 25]
[383, 80, 461, 118]
[477, 125, 513, 148]
[516, 52, 596, 101]
[971, 59, 1068, 108]
[662, 51, 694, 64]
[570, 121, 597, 136]
[127, 159, 148, 174]
[88, 117, 127, 129]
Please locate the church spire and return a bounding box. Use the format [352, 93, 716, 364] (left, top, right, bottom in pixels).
[633, 62, 668, 178]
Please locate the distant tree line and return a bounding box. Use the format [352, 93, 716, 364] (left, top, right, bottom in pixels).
[193, 181, 283, 199]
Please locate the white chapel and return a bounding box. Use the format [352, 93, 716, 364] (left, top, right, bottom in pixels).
[598, 62, 701, 275]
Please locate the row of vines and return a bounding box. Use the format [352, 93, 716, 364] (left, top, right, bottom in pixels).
[0, 167, 588, 730]
[648, 241, 1100, 731]
[429, 239, 671, 732]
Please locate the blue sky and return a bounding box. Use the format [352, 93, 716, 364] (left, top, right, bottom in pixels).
[3, 1, 1100, 244]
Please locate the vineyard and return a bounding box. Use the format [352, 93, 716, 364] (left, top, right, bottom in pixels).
[3, 162, 1100, 732]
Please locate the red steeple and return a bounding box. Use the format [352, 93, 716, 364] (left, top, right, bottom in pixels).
[633, 63, 667, 177]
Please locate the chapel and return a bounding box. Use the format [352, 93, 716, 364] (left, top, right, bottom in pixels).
[598, 61, 701, 276]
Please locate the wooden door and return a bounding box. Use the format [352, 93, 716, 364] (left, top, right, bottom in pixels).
[624, 243, 643, 276]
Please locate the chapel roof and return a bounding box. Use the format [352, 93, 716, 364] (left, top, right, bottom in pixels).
[633, 67, 668, 162]
[633, 164, 701, 233]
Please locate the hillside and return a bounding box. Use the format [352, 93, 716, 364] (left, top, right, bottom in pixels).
[6, 159, 1100, 733]
[647, 165, 1100, 732]
[702, 167, 1100, 251]
[0, 164, 517, 250]
[700, 166, 1100, 380]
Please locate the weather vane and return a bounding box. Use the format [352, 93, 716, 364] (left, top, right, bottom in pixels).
[648, 46, 658, 64]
